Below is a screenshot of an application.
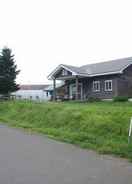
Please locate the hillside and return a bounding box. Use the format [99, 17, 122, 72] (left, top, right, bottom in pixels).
[0, 100, 132, 160]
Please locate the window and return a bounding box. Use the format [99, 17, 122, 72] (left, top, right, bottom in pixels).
[62, 69, 68, 76]
[46, 91, 48, 97]
[105, 80, 112, 91]
[93, 81, 100, 92]
[36, 96, 39, 99]
[30, 96, 32, 99]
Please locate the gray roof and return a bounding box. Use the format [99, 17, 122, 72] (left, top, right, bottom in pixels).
[62, 57, 132, 76]
[62, 64, 85, 74]
[20, 85, 49, 90]
[44, 83, 64, 91]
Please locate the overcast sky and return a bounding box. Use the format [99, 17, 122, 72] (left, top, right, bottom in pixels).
[0, 0, 132, 84]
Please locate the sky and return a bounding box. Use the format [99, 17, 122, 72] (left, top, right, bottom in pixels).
[0, 0, 132, 84]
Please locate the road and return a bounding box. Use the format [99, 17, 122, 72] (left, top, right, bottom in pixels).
[0, 125, 132, 184]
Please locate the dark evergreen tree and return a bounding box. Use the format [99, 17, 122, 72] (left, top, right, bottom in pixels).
[0, 47, 20, 95]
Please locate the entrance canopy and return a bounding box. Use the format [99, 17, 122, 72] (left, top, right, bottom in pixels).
[47, 64, 89, 80]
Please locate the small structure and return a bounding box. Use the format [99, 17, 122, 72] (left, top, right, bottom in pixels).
[44, 82, 65, 101]
[12, 85, 50, 101]
[48, 57, 132, 100]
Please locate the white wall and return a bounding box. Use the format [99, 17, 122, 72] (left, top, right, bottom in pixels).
[12, 90, 51, 101]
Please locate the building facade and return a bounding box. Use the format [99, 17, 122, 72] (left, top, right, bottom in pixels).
[48, 57, 132, 100]
[12, 85, 51, 101]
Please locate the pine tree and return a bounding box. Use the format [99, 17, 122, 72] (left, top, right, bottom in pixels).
[0, 47, 20, 96]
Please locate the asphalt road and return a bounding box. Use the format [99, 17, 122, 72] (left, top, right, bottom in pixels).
[0, 125, 132, 184]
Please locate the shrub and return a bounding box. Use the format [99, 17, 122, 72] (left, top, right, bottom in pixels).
[113, 96, 129, 102]
[87, 97, 101, 102]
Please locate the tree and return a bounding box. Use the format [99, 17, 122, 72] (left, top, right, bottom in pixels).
[0, 47, 20, 96]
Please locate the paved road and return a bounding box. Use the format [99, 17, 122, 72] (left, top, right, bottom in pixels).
[0, 125, 132, 184]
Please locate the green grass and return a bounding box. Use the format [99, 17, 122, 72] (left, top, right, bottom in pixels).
[0, 100, 132, 160]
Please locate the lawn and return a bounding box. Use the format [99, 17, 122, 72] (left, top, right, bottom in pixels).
[0, 100, 132, 160]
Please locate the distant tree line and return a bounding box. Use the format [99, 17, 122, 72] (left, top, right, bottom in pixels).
[0, 47, 20, 97]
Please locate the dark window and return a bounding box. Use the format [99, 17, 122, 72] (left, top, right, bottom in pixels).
[93, 81, 100, 92]
[105, 80, 112, 91]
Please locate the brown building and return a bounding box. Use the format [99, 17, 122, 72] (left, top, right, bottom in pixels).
[48, 57, 132, 100]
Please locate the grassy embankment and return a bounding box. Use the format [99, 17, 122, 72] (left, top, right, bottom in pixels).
[0, 100, 132, 160]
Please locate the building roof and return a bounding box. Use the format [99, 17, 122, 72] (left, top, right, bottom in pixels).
[79, 57, 132, 76]
[20, 85, 49, 90]
[48, 57, 132, 79]
[44, 83, 64, 91]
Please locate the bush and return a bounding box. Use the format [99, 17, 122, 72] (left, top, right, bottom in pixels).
[113, 96, 129, 102]
[87, 97, 101, 102]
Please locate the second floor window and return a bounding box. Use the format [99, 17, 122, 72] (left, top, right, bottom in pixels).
[105, 80, 112, 91]
[93, 81, 100, 92]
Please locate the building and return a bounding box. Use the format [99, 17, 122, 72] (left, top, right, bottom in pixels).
[13, 85, 51, 101]
[44, 82, 65, 100]
[48, 57, 132, 100]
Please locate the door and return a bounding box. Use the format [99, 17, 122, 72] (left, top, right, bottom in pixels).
[69, 83, 83, 100]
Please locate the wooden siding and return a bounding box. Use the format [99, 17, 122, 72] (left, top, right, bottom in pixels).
[117, 64, 132, 97]
[64, 75, 118, 99]
[56, 64, 132, 100]
[81, 75, 118, 99]
[55, 68, 72, 78]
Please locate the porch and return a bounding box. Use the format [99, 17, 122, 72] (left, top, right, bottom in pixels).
[53, 76, 85, 101]
[48, 64, 90, 101]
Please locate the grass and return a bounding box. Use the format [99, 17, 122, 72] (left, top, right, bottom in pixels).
[0, 100, 132, 160]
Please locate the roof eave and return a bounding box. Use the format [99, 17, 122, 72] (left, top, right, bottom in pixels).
[48, 61, 132, 80]
[120, 63, 132, 73]
[89, 70, 123, 77]
[47, 64, 78, 80]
